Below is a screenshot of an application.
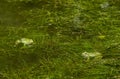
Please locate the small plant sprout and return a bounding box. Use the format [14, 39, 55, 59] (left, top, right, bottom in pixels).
[15, 38, 34, 47]
[81, 51, 102, 61]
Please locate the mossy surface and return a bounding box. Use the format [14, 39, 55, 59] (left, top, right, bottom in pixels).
[0, 0, 120, 79]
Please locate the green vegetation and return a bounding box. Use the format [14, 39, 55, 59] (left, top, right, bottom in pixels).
[0, 0, 120, 79]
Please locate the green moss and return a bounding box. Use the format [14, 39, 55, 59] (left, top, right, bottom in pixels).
[0, 0, 120, 79]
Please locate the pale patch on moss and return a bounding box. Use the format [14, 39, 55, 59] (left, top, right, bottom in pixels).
[15, 38, 34, 47]
[82, 51, 102, 61]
